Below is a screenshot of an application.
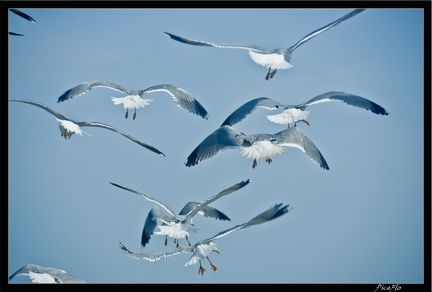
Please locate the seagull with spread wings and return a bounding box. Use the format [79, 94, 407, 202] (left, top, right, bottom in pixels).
[9, 264, 85, 283]
[110, 179, 250, 248]
[164, 9, 365, 80]
[57, 81, 209, 120]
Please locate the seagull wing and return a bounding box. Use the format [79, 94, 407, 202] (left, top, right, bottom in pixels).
[296, 91, 389, 115]
[163, 31, 272, 53]
[275, 126, 330, 170]
[109, 182, 178, 218]
[9, 99, 68, 120]
[140, 84, 209, 119]
[290, 9, 365, 52]
[184, 179, 250, 219]
[119, 241, 192, 262]
[185, 125, 247, 167]
[10, 9, 36, 22]
[75, 121, 165, 156]
[198, 203, 291, 245]
[141, 207, 174, 247]
[9, 32, 24, 36]
[221, 97, 286, 126]
[57, 80, 130, 102]
[179, 202, 231, 221]
[9, 264, 85, 283]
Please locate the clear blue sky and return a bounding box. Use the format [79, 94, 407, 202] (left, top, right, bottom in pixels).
[7, 3, 427, 287]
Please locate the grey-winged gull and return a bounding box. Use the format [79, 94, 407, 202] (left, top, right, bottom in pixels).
[164, 9, 365, 80]
[185, 125, 329, 169]
[9, 99, 165, 156]
[57, 80, 209, 120]
[221, 91, 389, 128]
[9, 264, 86, 283]
[110, 179, 250, 248]
[119, 202, 292, 275]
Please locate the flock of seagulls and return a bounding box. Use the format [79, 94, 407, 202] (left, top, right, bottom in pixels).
[9, 7, 391, 283]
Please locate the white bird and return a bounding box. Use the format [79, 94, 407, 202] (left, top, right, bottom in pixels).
[164, 9, 365, 80]
[9, 99, 165, 156]
[119, 202, 292, 276]
[110, 179, 250, 248]
[221, 91, 389, 128]
[57, 81, 209, 120]
[9, 264, 86, 283]
[185, 125, 329, 169]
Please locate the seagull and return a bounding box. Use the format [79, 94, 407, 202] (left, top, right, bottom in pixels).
[110, 179, 250, 248]
[119, 202, 292, 276]
[221, 91, 389, 128]
[185, 125, 329, 169]
[57, 81, 209, 120]
[9, 264, 86, 283]
[10, 9, 36, 22]
[164, 9, 365, 80]
[9, 99, 165, 156]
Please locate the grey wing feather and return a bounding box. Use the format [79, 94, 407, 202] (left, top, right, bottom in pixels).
[109, 182, 178, 217]
[76, 121, 165, 156]
[9, 32, 24, 36]
[185, 179, 250, 219]
[10, 9, 36, 22]
[57, 80, 130, 102]
[297, 91, 389, 115]
[179, 202, 231, 221]
[119, 241, 192, 262]
[275, 127, 329, 170]
[163, 31, 271, 52]
[221, 97, 286, 126]
[185, 125, 246, 167]
[198, 203, 291, 246]
[141, 84, 209, 119]
[141, 207, 173, 248]
[9, 99, 68, 120]
[290, 9, 365, 51]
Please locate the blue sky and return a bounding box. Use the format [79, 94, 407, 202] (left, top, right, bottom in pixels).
[7, 3, 428, 288]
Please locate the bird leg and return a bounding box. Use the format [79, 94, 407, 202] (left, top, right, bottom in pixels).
[133, 109, 137, 120]
[266, 158, 273, 164]
[265, 68, 271, 80]
[186, 235, 192, 246]
[125, 109, 129, 119]
[206, 257, 217, 272]
[164, 236, 168, 246]
[252, 159, 258, 169]
[198, 260, 206, 276]
[269, 69, 277, 79]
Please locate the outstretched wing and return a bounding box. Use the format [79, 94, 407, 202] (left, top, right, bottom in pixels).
[9, 99, 68, 120]
[10, 9, 36, 22]
[185, 125, 246, 167]
[296, 91, 389, 115]
[198, 203, 291, 246]
[109, 182, 177, 217]
[179, 202, 231, 221]
[141, 207, 173, 248]
[164, 31, 272, 53]
[9, 32, 24, 36]
[57, 80, 130, 102]
[221, 97, 286, 126]
[185, 179, 250, 219]
[290, 9, 365, 52]
[141, 84, 209, 119]
[275, 126, 330, 170]
[119, 241, 192, 262]
[76, 121, 165, 156]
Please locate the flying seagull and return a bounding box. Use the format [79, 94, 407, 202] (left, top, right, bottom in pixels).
[9, 99, 165, 156]
[119, 202, 292, 275]
[9, 264, 85, 283]
[10, 8, 36, 22]
[110, 179, 250, 248]
[185, 125, 329, 169]
[57, 81, 209, 120]
[164, 9, 365, 80]
[221, 91, 389, 128]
